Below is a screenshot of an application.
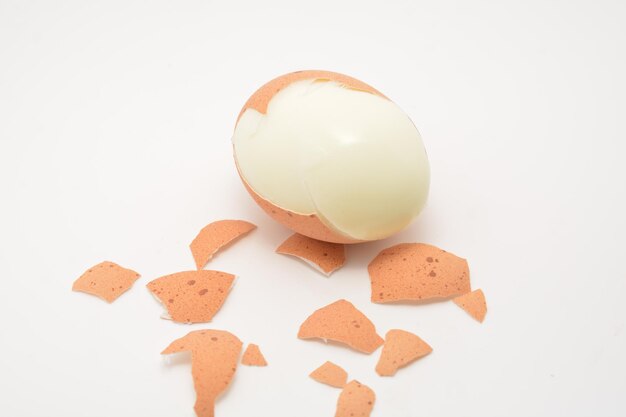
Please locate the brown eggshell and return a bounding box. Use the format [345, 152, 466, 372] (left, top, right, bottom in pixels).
[368, 243, 471, 303]
[146, 270, 234, 324]
[375, 329, 433, 377]
[241, 343, 267, 366]
[190, 220, 256, 269]
[72, 261, 140, 303]
[276, 233, 346, 276]
[162, 329, 242, 417]
[234, 70, 388, 244]
[309, 361, 348, 388]
[298, 299, 384, 354]
[453, 289, 487, 322]
[334, 380, 375, 417]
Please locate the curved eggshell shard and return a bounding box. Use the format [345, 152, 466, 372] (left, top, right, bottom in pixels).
[241, 343, 267, 366]
[72, 261, 140, 303]
[334, 380, 375, 417]
[453, 289, 487, 322]
[190, 220, 256, 270]
[276, 233, 346, 276]
[298, 299, 384, 354]
[162, 329, 242, 417]
[375, 329, 433, 377]
[368, 243, 471, 303]
[233, 70, 387, 244]
[309, 361, 348, 388]
[146, 270, 234, 324]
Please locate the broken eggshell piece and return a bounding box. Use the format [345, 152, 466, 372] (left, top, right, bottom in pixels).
[72, 261, 140, 303]
[298, 299, 384, 354]
[162, 329, 242, 417]
[453, 289, 487, 322]
[309, 361, 348, 388]
[147, 270, 234, 324]
[276, 233, 345, 276]
[335, 380, 376, 417]
[190, 220, 256, 270]
[368, 243, 471, 303]
[241, 343, 268, 366]
[375, 329, 433, 376]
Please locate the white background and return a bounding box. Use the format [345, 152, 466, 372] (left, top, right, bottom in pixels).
[1, 1, 625, 416]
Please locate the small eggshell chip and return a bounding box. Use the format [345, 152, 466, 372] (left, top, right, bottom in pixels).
[453, 289, 487, 322]
[146, 270, 234, 323]
[298, 299, 384, 354]
[276, 233, 346, 276]
[72, 261, 140, 303]
[368, 243, 471, 303]
[375, 329, 433, 376]
[309, 361, 348, 388]
[190, 220, 256, 269]
[335, 380, 375, 417]
[241, 343, 267, 366]
[162, 329, 242, 417]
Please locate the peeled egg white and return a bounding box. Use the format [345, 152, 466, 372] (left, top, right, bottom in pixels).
[233, 73, 429, 242]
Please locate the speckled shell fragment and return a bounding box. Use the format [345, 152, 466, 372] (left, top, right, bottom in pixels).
[368, 243, 471, 303]
[276, 233, 345, 275]
[190, 220, 256, 269]
[298, 299, 383, 354]
[162, 329, 242, 417]
[72, 261, 140, 303]
[147, 270, 234, 324]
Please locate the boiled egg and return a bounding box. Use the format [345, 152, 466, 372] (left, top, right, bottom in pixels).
[232, 70, 429, 243]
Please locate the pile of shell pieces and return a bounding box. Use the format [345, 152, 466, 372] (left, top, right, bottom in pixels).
[72, 219, 487, 417]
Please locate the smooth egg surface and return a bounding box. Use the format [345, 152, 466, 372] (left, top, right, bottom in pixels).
[233, 79, 429, 241]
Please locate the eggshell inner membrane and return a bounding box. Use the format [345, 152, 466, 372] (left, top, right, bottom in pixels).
[233, 79, 429, 241]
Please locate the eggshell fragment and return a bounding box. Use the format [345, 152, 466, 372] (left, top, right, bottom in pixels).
[309, 361, 348, 388]
[334, 380, 375, 417]
[453, 289, 487, 322]
[241, 343, 267, 366]
[190, 220, 256, 269]
[276, 233, 346, 276]
[72, 261, 140, 303]
[146, 270, 234, 324]
[298, 299, 384, 354]
[368, 243, 471, 303]
[375, 329, 432, 376]
[162, 329, 242, 417]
